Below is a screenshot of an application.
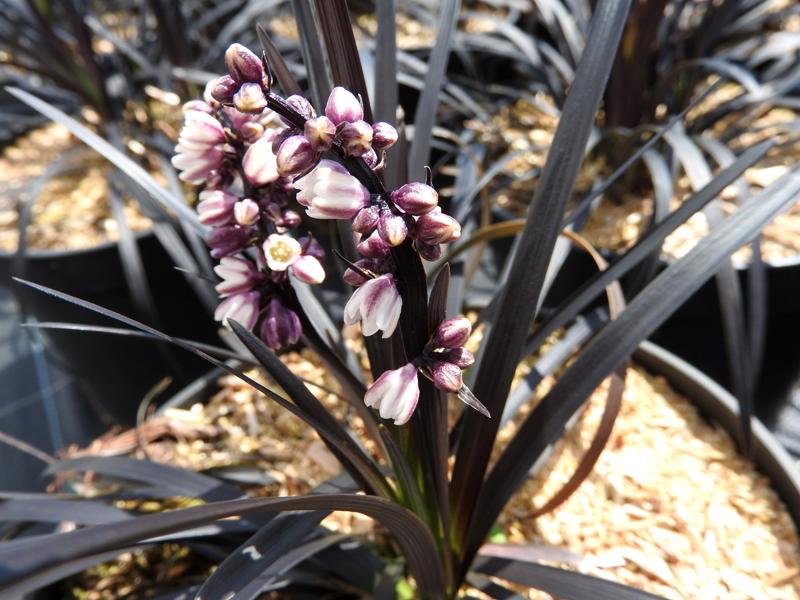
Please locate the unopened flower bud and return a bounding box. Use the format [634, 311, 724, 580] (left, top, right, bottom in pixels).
[291, 255, 325, 284]
[234, 198, 260, 225]
[357, 230, 391, 258]
[444, 347, 475, 369]
[434, 316, 472, 349]
[209, 75, 238, 104]
[214, 290, 260, 330]
[242, 137, 279, 187]
[197, 189, 238, 226]
[339, 120, 373, 157]
[282, 94, 316, 125]
[392, 182, 438, 215]
[276, 135, 317, 177]
[378, 207, 408, 247]
[372, 122, 398, 151]
[352, 205, 380, 235]
[299, 235, 326, 261]
[260, 298, 302, 349]
[225, 43, 265, 84]
[239, 121, 264, 144]
[325, 86, 363, 124]
[304, 115, 336, 151]
[362, 148, 379, 169]
[276, 209, 301, 230]
[415, 211, 461, 245]
[233, 82, 267, 113]
[343, 267, 369, 286]
[430, 360, 463, 393]
[207, 225, 252, 258]
[415, 240, 442, 261]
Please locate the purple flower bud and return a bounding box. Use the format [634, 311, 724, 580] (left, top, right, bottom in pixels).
[325, 87, 363, 125]
[352, 205, 380, 235]
[224, 43, 265, 84]
[391, 182, 438, 215]
[260, 298, 302, 349]
[214, 256, 263, 296]
[372, 122, 398, 151]
[207, 225, 252, 258]
[234, 198, 260, 226]
[214, 291, 260, 330]
[304, 115, 336, 152]
[415, 211, 461, 245]
[434, 316, 472, 349]
[415, 240, 442, 261]
[299, 235, 326, 261]
[364, 363, 420, 425]
[276, 209, 302, 230]
[339, 120, 373, 157]
[430, 360, 463, 393]
[282, 95, 316, 125]
[377, 207, 408, 247]
[443, 347, 475, 369]
[208, 75, 238, 104]
[362, 148, 379, 169]
[276, 135, 318, 177]
[242, 137, 279, 187]
[357, 230, 391, 258]
[291, 255, 326, 284]
[343, 267, 369, 286]
[233, 82, 267, 113]
[270, 129, 292, 154]
[197, 189, 238, 226]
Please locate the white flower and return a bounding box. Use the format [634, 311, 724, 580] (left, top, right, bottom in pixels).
[343, 274, 402, 338]
[214, 291, 260, 330]
[262, 234, 326, 284]
[214, 256, 261, 297]
[171, 109, 225, 184]
[364, 363, 420, 425]
[294, 160, 370, 220]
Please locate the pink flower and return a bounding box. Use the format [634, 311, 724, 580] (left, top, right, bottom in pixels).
[294, 160, 371, 220]
[171, 109, 225, 184]
[197, 189, 238, 226]
[364, 364, 420, 425]
[214, 256, 262, 297]
[262, 233, 325, 284]
[242, 136, 279, 187]
[214, 291, 260, 330]
[344, 274, 402, 338]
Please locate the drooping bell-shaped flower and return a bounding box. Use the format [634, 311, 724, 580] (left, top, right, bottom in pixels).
[214, 291, 260, 330]
[294, 160, 370, 220]
[260, 297, 302, 349]
[325, 86, 363, 125]
[197, 189, 238, 226]
[242, 136, 279, 187]
[172, 109, 226, 184]
[344, 274, 402, 338]
[214, 256, 263, 297]
[364, 363, 420, 425]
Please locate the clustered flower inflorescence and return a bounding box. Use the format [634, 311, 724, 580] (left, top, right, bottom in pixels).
[173, 42, 481, 424]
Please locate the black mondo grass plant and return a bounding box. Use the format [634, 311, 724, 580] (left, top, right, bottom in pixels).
[3, 1, 800, 598]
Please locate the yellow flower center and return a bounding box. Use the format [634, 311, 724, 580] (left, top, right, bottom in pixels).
[270, 241, 293, 262]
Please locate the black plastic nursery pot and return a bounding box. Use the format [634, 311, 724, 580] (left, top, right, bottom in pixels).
[0, 231, 221, 427]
